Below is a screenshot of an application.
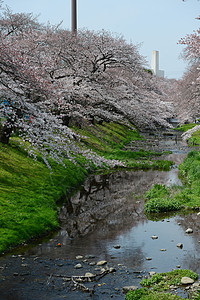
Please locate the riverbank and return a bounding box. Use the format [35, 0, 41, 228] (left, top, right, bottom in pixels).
[1, 123, 200, 299]
[0, 121, 172, 254]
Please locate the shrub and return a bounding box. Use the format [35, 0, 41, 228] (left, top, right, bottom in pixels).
[144, 197, 181, 213]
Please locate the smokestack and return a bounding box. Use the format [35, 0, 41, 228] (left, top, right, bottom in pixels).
[71, 0, 77, 34]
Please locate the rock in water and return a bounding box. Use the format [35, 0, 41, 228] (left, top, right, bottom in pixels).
[97, 260, 107, 266]
[74, 263, 82, 269]
[181, 277, 195, 285]
[113, 245, 121, 249]
[185, 228, 193, 234]
[151, 235, 158, 240]
[122, 286, 138, 293]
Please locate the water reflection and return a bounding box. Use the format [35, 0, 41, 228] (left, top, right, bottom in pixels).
[59, 169, 182, 240]
[1, 137, 200, 299]
[19, 162, 200, 276]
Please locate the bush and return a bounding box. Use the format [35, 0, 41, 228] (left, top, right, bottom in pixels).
[144, 197, 181, 213]
[145, 184, 169, 199]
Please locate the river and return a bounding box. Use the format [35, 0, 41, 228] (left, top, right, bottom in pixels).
[0, 130, 200, 299]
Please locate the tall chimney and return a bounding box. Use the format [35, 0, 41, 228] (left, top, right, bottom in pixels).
[71, 0, 77, 34]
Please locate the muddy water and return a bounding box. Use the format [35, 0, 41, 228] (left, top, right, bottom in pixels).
[0, 131, 200, 299]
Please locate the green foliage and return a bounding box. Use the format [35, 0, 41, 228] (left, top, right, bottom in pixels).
[144, 68, 153, 75]
[126, 290, 181, 300]
[175, 149, 200, 209]
[144, 197, 181, 213]
[126, 270, 198, 299]
[125, 288, 151, 300]
[0, 139, 87, 253]
[175, 123, 197, 132]
[0, 121, 174, 253]
[74, 121, 143, 153]
[144, 148, 200, 213]
[145, 184, 169, 199]
[74, 122, 172, 171]
[144, 184, 181, 213]
[193, 290, 200, 300]
[140, 269, 198, 291]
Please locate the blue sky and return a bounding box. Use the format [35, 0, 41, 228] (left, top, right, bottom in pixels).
[3, 0, 200, 79]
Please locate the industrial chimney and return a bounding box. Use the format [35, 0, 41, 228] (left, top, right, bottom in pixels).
[71, 0, 77, 34]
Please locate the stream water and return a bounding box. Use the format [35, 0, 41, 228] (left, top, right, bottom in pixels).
[0, 130, 200, 300]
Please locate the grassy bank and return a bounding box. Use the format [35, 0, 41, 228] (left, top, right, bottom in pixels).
[0, 121, 172, 254]
[175, 123, 200, 146]
[0, 139, 87, 254]
[126, 269, 199, 300]
[144, 129, 200, 214]
[74, 121, 173, 170]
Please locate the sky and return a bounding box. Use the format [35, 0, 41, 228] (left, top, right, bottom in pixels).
[2, 0, 200, 79]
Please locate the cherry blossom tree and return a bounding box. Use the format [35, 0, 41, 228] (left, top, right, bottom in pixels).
[175, 28, 200, 123]
[0, 5, 174, 168]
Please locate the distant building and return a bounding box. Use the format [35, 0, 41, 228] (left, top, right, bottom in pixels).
[151, 50, 164, 78]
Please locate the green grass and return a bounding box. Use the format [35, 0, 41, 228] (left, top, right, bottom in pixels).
[140, 269, 198, 291]
[0, 121, 173, 253]
[74, 121, 143, 153]
[187, 129, 200, 146]
[143, 128, 200, 215]
[74, 121, 173, 171]
[144, 150, 200, 213]
[144, 184, 181, 214]
[175, 123, 197, 132]
[125, 269, 198, 299]
[125, 289, 181, 300]
[175, 123, 200, 146]
[0, 139, 87, 253]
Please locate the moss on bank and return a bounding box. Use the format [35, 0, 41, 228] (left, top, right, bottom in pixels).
[0, 121, 172, 254]
[126, 269, 199, 300]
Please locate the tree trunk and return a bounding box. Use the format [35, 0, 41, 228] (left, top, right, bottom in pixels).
[0, 122, 12, 144]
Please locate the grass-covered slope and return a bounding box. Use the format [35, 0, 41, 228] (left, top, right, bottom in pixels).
[0, 121, 172, 254]
[74, 121, 173, 170]
[144, 126, 200, 214]
[0, 139, 87, 254]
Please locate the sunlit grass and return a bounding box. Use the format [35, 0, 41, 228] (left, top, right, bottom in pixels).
[0, 139, 87, 253]
[0, 121, 173, 253]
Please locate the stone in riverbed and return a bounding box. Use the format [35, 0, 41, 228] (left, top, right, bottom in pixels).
[85, 272, 94, 277]
[74, 263, 82, 269]
[149, 271, 156, 276]
[113, 245, 121, 249]
[76, 255, 83, 260]
[185, 228, 193, 234]
[122, 286, 138, 293]
[151, 235, 158, 240]
[109, 267, 116, 273]
[181, 277, 195, 285]
[97, 260, 107, 266]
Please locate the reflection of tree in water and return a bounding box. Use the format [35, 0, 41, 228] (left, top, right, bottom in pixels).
[59, 169, 180, 240]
